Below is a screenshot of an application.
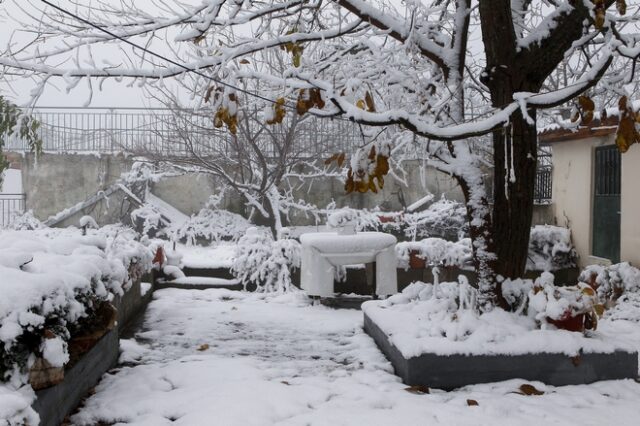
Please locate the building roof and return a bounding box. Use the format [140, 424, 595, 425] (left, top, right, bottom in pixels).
[538, 115, 619, 144]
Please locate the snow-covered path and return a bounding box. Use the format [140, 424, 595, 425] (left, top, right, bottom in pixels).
[71, 289, 640, 426]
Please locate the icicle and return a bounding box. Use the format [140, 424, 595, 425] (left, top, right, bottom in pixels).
[509, 125, 516, 184]
[504, 130, 509, 201]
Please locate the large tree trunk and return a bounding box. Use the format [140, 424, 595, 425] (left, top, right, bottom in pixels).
[491, 109, 538, 281]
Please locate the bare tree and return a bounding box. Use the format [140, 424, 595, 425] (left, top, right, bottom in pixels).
[1, 0, 638, 310]
[135, 88, 346, 239]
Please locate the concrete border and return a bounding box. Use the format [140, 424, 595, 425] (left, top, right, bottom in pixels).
[112, 280, 154, 331]
[31, 281, 155, 425]
[364, 313, 638, 390]
[32, 329, 119, 426]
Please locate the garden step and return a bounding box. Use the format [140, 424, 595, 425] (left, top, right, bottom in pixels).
[181, 266, 235, 280]
[156, 276, 243, 291]
[319, 295, 375, 310]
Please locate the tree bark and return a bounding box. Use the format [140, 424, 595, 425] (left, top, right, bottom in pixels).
[491, 109, 538, 281]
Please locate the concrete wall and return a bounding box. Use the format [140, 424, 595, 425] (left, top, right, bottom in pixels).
[551, 134, 640, 267]
[21, 153, 135, 226]
[146, 159, 467, 225]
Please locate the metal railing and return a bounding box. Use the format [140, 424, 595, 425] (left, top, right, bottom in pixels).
[3, 106, 554, 202]
[534, 166, 553, 204]
[0, 193, 26, 228]
[2, 106, 364, 157]
[534, 146, 553, 203]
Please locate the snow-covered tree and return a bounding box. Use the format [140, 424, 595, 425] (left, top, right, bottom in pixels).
[136, 87, 346, 238]
[1, 0, 638, 310]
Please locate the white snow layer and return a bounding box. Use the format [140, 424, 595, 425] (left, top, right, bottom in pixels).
[67, 288, 640, 426]
[362, 282, 636, 358]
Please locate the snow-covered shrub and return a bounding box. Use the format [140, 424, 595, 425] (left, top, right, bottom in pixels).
[0, 226, 153, 382]
[172, 206, 250, 245]
[527, 225, 576, 271]
[322, 197, 467, 241]
[527, 272, 600, 329]
[376, 279, 481, 342]
[6, 210, 44, 230]
[79, 215, 99, 234]
[403, 197, 468, 240]
[131, 203, 163, 236]
[579, 262, 640, 302]
[396, 238, 473, 269]
[231, 227, 301, 293]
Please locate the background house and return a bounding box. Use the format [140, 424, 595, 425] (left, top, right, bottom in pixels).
[540, 116, 640, 268]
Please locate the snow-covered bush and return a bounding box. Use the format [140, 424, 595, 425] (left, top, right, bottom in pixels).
[172, 206, 250, 245]
[231, 227, 301, 293]
[396, 238, 473, 269]
[131, 203, 164, 236]
[527, 272, 599, 324]
[527, 225, 576, 271]
[321, 197, 467, 241]
[6, 210, 44, 231]
[579, 262, 640, 302]
[403, 197, 468, 241]
[0, 226, 153, 382]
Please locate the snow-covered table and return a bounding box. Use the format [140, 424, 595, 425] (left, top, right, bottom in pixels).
[300, 232, 398, 297]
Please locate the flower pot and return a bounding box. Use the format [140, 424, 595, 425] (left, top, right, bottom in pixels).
[29, 357, 64, 390]
[409, 250, 426, 269]
[547, 313, 585, 332]
[378, 215, 396, 224]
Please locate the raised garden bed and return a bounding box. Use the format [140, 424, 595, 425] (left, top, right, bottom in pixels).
[32, 328, 119, 426]
[112, 279, 154, 331]
[363, 312, 638, 390]
[30, 280, 155, 425]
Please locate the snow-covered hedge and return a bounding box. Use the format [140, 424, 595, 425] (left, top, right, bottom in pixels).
[579, 262, 640, 301]
[6, 210, 45, 231]
[131, 203, 164, 236]
[527, 225, 576, 271]
[172, 206, 250, 245]
[323, 197, 468, 241]
[231, 227, 300, 293]
[0, 226, 152, 383]
[396, 238, 473, 269]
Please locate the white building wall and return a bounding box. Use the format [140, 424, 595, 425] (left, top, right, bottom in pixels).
[551, 133, 640, 268]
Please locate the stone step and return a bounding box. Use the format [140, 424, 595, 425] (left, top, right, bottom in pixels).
[181, 266, 235, 280]
[318, 295, 375, 310]
[156, 276, 243, 291]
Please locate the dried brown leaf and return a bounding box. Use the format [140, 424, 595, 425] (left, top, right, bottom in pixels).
[405, 385, 430, 395]
[365, 91, 376, 112]
[617, 0, 627, 15]
[619, 95, 628, 112]
[518, 384, 544, 396]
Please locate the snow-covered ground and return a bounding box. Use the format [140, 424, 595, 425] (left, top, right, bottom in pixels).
[70, 289, 640, 426]
[176, 242, 237, 269]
